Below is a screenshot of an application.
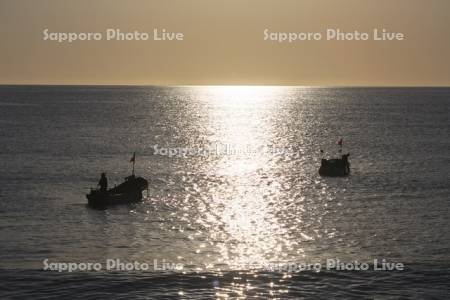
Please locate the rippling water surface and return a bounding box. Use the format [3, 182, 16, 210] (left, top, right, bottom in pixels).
[0, 86, 449, 298]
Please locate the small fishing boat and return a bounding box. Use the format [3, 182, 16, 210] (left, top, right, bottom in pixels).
[87, 152, 148, 207]
[319, 153, 350, 177]
[87, 175, 148, 207]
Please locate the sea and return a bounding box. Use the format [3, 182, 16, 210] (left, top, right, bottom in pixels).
[0, 86, 449, 299]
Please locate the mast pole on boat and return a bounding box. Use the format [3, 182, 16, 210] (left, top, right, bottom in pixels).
[130, 152, 136, 176]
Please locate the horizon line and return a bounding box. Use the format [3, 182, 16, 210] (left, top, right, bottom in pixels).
[1, 83, 450, 88]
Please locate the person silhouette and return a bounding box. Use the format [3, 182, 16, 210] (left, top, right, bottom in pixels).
[98, 173, 108, 192]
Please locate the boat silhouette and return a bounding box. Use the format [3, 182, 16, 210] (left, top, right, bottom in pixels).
[87, 152, 148, 207]
[87, 174, 148, 207]
[319, 153, 350, 177]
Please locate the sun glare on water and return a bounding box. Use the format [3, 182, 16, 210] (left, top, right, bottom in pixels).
[190, 86, 303, 269]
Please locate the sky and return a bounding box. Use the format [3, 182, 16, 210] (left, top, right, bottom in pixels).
[0, 0, 449, 86]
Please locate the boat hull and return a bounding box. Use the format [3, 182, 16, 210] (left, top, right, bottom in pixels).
[319, 165, 350, 177]
[87, 190, 143, 207]
[319, 158, 350, 177]
[86, 175, 148, 208]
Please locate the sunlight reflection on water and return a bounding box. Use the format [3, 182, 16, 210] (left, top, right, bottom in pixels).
[1, 86, 449, 298]
[178, 87, 317, 271]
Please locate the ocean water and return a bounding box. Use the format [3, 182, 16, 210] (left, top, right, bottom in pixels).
[0, 86, 449, 299]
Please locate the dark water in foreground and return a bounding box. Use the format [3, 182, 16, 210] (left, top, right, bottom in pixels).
[0, 86, 449, 298]
[2, 266, 449, 299]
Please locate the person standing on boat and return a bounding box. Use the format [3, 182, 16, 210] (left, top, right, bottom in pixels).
[98, 173, 108, 192]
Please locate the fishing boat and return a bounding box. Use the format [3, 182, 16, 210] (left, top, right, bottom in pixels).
[87, 175, 148, 207]
[319, 153, 350, 177]
[86, 152, 148, 207]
